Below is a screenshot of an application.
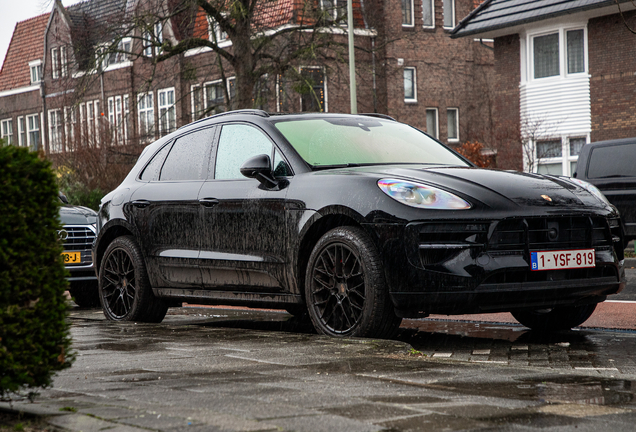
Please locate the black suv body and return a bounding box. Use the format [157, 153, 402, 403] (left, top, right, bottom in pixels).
[59, 194, 100, 307]
[574, 138, 636, 241]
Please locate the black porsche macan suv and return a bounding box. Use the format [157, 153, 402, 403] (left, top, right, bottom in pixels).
[93, 111, 626, 338]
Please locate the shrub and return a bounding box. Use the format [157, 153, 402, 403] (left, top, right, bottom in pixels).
[0, 146, 74, 399]
[57, 170, 105, 211]
[456, 141, 496, 168]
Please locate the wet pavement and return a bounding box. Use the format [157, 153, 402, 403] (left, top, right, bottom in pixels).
[4, 305, 636, 431]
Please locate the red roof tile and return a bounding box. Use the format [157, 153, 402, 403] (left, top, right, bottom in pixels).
[0, 14, 49, 92]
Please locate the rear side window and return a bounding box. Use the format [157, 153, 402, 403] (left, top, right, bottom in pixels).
[140, 143, 172, 181]
[588, 143, 636, 179]
[160, 127, 215, 181]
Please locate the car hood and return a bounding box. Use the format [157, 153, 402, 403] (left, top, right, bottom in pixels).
[59, 205, 98, 225]
[333, 165, 611, 210]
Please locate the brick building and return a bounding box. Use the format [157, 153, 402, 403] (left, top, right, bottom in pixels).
[0, 0, 494, 168]
[452, 0, 636, 174]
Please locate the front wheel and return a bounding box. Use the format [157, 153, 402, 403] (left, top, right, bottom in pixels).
[511, 303, 597, 332]
[98, 236, 168, 323]
[304, 226, 401, 338]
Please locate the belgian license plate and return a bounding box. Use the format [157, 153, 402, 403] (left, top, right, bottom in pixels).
[62, 251, 81, 264]
[530, 249, 595, 271]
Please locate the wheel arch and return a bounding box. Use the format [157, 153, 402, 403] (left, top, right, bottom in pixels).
[94, 220, 135, 274]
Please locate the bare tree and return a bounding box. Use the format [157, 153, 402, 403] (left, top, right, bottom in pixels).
[520, 113, 563, 173]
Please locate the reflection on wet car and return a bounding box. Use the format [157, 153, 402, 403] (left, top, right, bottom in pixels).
[93, 110, 626, 338]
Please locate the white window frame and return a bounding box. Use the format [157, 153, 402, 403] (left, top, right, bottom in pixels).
[64, 106, 77, 146]
[51, 47, 60, 79]
[191, 84, 202, 121]
[422, 0, 435, 29]
[526, 25, 588, 82]
[143, 22, 164, 57]
[403, 67, 417, 102]
[203, 79, 228, 115]
[60, 46, 68, 77]
[534, 135, 589, 176]
[426, 108, 439, 139]
[319, 0, 345, 22]
[158, 87, 176, 136]
[48, 109, 63, 153]
[137, 92, 155, 139]
[29, 60, 42, 84]
[17, 116, 26, 147]
[443, 0, 455, 30]
[208, 16, 229, 43]
[106, 38, 133, 69]
[26, 114, 39, 149]
[447, 108, 459, 142]
[402, 0, 415, 27]
[1, 118, 13, 145]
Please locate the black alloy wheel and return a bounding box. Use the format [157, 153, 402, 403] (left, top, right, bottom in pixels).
[511, 303, 598, 332]
[99, 236, 168, 322]
[305, 226, 401, 338]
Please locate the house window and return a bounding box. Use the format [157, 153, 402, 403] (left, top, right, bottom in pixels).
[64, 106, 77, 147]
[443, 0, 455, 29]
[51, 47, 68, 79]
[17, 117, 26, 147]
[533, 33, 559, 79]
[158, 87, 176, 136]
[422, 0, 434, 28]
[27, 114, 40, 150]
[108, 38, 132, 65]
[1, 119, 13, 145]
[567, 29, 585, 74]
[447, 108, 459, 141]
[208, 17, 228, 42]
[108, 95, 128, 144]
[29, 60, 42, 84]
[143, 22, 163, 57]
[426, 108, 438, 139]
[568, 137, 586, 174]
[403, 67, 416, 102]
[86, 101, 95, 145]
[300, 67, 326, 112]
[320, 0, 346, 21]
[253, 75, 269, 110]
[536, 139, 562, 175]
[61, 46, 68, 77]
[138, 92, 154, 139]
[402, 0, 414, 27]
[48, 109, 63, 153]
[191, 85, 203, 120]
[204, 80, 227, 115]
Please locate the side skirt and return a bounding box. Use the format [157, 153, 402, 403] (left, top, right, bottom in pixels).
[153, 288, 303, 309]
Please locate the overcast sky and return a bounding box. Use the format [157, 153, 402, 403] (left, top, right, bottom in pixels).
[0, 0, 83, 70]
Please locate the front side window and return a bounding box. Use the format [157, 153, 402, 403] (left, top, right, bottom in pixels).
[160, 127, 215, 181]
[27, 114, 40, 150]
[426, 108, 438, 139]
[447, 108, 459, 141]
[215, 124, 274, 180]
[423, 0, 434, 28]
[300, 67, 326, 112]
[404, 67, 416, 101]
[443, 0, 455, 29]
[402, 0, 414, 27]
[49, 109, 63, 153]
[533, 33, 559, 79]
[1, 119, 13, 145]
[274, 117, 468, 168]
[138, 92, 155, 139]
[158, 88, 176, 136]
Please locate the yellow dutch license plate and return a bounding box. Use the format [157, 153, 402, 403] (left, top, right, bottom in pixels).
[62, 251, 81, 264]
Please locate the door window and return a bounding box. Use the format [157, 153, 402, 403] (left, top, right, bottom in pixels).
[160, 127, 215, 181]
[215, 124, 273, 179]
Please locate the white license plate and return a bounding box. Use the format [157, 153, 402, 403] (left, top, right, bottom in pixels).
[530, 249, 595, 271]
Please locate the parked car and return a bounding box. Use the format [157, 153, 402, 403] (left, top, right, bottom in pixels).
[59, 192, 100, 307]
[93, 111, 625, 337]
[574, 137, 636, 242]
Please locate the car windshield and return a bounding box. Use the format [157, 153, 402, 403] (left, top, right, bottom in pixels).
[274, 117, 469, 168]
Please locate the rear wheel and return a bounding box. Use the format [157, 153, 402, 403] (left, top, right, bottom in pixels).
[511, 303, 597, 332]
[305, 226, 401, 338]
[99, 236, 168, 323]
[69, 281, 100, 308]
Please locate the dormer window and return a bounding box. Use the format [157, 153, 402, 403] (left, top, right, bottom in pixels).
[143, 22, 163, 57]
[29, 60, 42, 83]
[208, 17, 228, 43]
[107, 38, 132, 66]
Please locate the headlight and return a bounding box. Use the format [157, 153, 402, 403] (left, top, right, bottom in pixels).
[567, 178, 611, 206]
[378, 179, 471, 210]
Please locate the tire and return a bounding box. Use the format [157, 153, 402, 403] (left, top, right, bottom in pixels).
[511, 303, 598, 332]
[304, 226, 401, 338]
[98, 236, 168, 323]
[69, 281, 101, 308]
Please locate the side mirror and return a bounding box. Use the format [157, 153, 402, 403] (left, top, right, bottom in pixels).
[58, 191, 69, 204]
[240, 154, 277, 188]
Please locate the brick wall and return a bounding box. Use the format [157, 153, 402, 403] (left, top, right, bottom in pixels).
[589, 11, 636, 141]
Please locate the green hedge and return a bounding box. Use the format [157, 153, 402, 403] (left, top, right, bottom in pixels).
[0, 146, 73, 399]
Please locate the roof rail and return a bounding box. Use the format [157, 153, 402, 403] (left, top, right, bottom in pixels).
[360, 113, 396, 121]
[177, 109, 270, 131]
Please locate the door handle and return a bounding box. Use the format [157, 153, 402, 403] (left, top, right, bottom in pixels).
[199, 198, 220, 208]
[132, 200, 150, 208]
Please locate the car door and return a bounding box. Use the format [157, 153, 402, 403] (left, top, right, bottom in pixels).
[198, 122, 292, 292]
[129, 126, 216, 288]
